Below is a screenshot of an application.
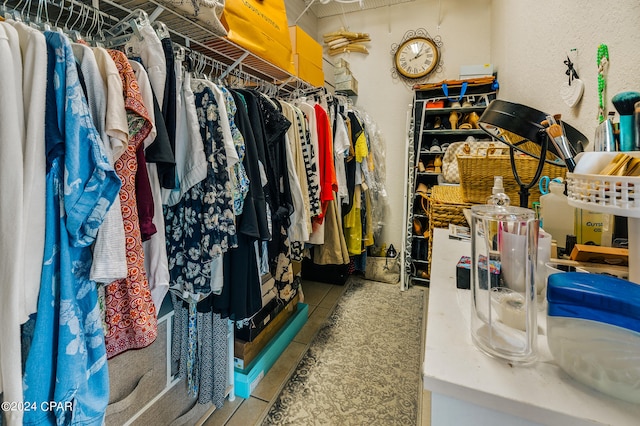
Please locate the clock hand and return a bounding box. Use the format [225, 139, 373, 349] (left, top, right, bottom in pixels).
[412, 46, 425, 60]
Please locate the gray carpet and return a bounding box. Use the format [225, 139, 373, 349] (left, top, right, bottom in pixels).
[262, 277, 425, 425]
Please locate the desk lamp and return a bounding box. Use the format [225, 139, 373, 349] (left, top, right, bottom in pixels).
[477, 100, 588, 207]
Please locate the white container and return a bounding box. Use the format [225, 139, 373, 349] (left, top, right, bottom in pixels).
[540, 181, 574, 250]
[547, 272, 640, 404]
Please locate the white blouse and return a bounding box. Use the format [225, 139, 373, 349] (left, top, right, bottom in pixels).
[11, 21, 46, 322]
[81, 45, 128, 284]
[0, 21, 26, 426]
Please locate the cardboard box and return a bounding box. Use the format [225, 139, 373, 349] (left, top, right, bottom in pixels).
[234, 303, 308, 398]
[261, 273, 276, 307]
[569, 244, 629, 265]
[236, 291, 297, 342]
[293, 53, 325, 87]
[234, 293, 300, 369]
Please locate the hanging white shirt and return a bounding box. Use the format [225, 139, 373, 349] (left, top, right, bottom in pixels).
[10, 21, 46, 322]
[334, 113, 351, 204]
[124, 24, 167, 106]
[92, 46, 129, 162]
[162, 66, 208, 206]
[82, 45, 128, 283]
[0, 21, 26, 426]
[131, 60, 171, 312]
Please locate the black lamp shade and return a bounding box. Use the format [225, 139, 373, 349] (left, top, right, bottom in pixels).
[478, 100, 588, 166]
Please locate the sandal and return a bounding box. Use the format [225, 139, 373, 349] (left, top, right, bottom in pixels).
[433, 156, 442, 174]
[413, 218, 424, 235]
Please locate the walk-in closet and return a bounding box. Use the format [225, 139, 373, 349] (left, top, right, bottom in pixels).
[1, 1, 640, 426]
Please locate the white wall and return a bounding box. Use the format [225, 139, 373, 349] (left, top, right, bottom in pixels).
[491, 0, 640, 144]
[317, 0, 492, 249]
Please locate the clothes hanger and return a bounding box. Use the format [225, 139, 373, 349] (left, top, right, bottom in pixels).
[62, 0, 75, 34]
[67, 2, 84, 42]
[93, 8, 106, 47]
[108, 8, 149, 37]
[152, 20, 170, 40]
[52, 0, 65, 33]
[105, 8, 147, 47]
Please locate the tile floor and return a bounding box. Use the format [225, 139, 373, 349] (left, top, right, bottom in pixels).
[201, 279, 431, 426]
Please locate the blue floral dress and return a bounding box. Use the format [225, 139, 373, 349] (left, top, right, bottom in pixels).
[22, 32, 121, 426]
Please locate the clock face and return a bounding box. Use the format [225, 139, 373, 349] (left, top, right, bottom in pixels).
[394, 37, 439, 79]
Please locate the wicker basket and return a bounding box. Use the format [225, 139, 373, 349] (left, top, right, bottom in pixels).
[427, 185, 473, 275]
[457, 154, 566, 207]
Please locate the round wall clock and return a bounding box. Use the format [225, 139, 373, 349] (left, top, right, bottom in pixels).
[390, 28, 443, 86]
[394, 36, 439, 79]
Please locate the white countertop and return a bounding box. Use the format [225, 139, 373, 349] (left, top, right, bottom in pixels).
[423, 228, 640, 426]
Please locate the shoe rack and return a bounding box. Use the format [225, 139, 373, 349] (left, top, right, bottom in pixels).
[403, 82, 497, 287]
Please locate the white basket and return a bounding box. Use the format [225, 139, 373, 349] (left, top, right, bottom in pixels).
[566, 152, 640, 218]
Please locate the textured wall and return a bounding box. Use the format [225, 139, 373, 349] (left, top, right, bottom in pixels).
[317, 0, 492, 250]
[491, 0, 640, 146]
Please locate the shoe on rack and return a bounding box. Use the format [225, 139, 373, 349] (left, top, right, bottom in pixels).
[418, 160, 426, 172]
[440, 142, 451, 152]
[425, 159, 435, 172]
[433, 116, 442, 129]
[429, 138, 442, 153]
[474, 95, 489, 107]
[433, 155, 442, 174]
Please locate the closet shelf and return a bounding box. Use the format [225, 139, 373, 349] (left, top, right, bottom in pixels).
[99, 0, 314, 94]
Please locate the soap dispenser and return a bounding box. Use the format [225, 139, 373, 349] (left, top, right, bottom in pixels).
[486, 176, 511, 206]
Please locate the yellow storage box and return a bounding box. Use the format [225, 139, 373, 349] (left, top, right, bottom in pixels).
[289, 26, 324, 87]
[222, 0, 294, 74]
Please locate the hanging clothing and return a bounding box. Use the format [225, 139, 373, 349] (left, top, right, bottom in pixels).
[162, 67, 208, 206]
[124, 23, 167, 106]
[164, 80, 237, 303]
[279, 100, 311, 239]
[211, 90, 266, 321]
[128, 60, 158, 242]
[91, 46, 129, 162]
[252, 92, 295, 292]
[73, 43, 129, 285]
[297, 101, 322, 217]
[333, 113, 351, 204]
[23, 31, 121, 426]
[313, 194, 350, 265]
[314, 103, 338, 223]
[0, 21, 26, 426]
[211, 83, 249, 216]
[104, 49, 157, 358]
[126, 65, 173, 313]
[157, 36, 177, 189]
[10, 20, 46, 323]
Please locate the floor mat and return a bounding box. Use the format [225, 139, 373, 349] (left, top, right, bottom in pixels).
[263, 277, 425, 425]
